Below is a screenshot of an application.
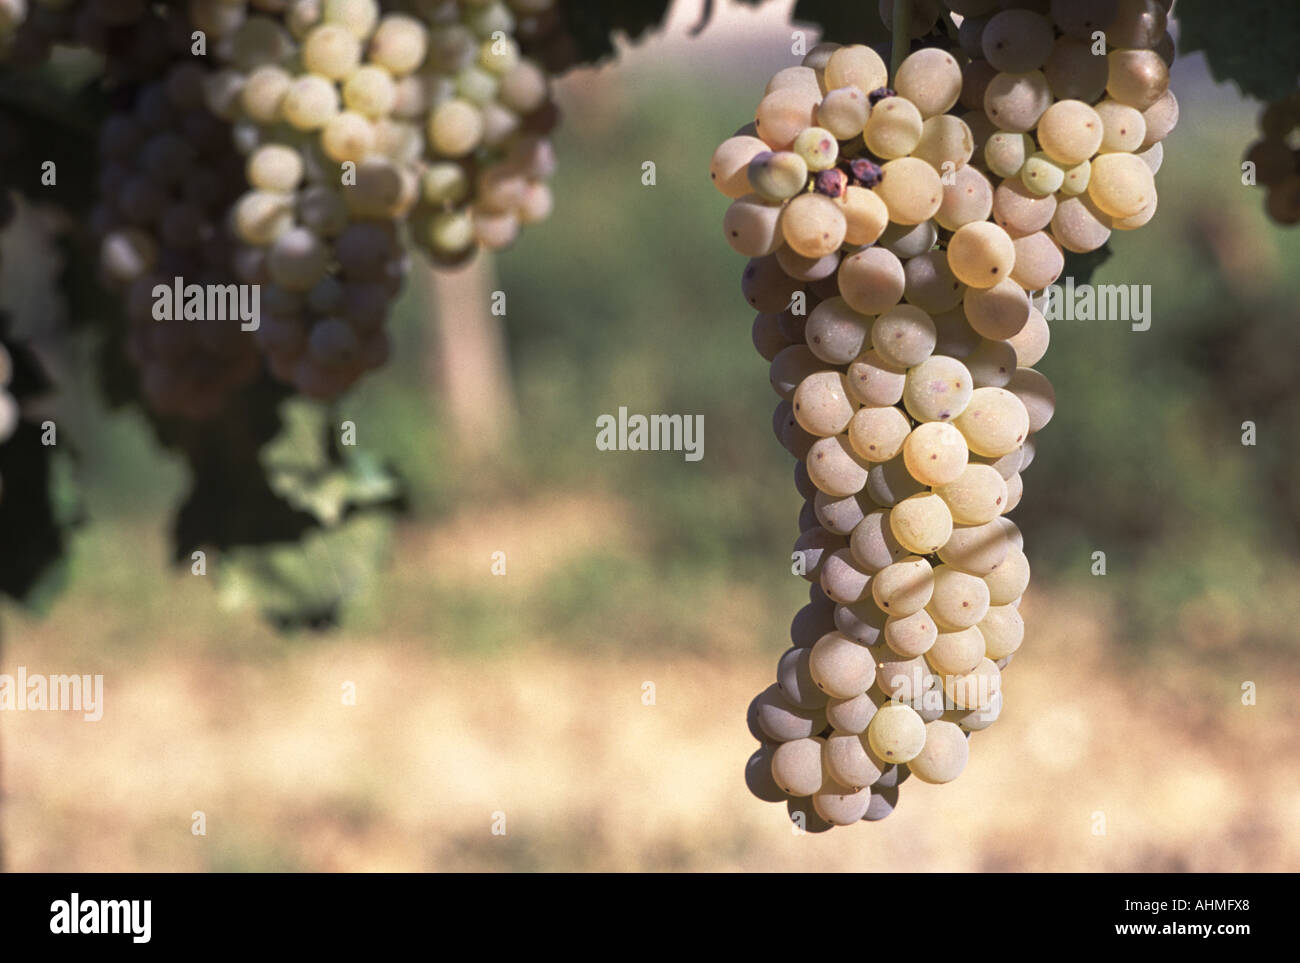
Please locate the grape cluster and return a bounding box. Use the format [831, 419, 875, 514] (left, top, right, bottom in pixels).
[6, 0, 562, 410]
[193, 0, 560, 397]
[1245, 91, 1300, 226]
[95, 55, 264, 417]
[722, 1, 1177, 830]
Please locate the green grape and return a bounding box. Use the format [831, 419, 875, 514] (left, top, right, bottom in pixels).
[742, 253, 801, 312]
[994, 176, 1058, 237]
[282, 74, 341, 130]
[870, 556, 934, 618]
[747, 150, 808, 202]
[792, 126, 838, 172]
[1044, 36, 1109, 103]
[240, 65, 292, 124]
[342, 63, 397, 116]
[1010, 231, 1064, 291]
[848, 405, 912, 463]
[908, 721, 969, 784]
[874, 156, 943, 225]
[754, 87, 819, 152]
[964, 338, 1017, 389]
[1007, 367, 1055, 434]
[984, 130, 1035, 179]
[766, 65, 822, 98]
[911, 114, 974, 175]
[954, 386, 1029, 457]
[866, 456, 927, 507]
[866, 703, 927, 765]
[1050, 195, 1112, 253]
[981, 9, 1054, 73]
[928, 565, 993, 630]
[938, 519, 1010, 577]
[1060, 159, 1091, 196]
[947, 221, 1016, 289]
[879, 219, 938, 259]
[903, 251, 966, 316]
[813, 781, 873, 825]
[809, 630, 877, 698]
[1094, 99, 1146, 153]
[848, 508, 906, 574]
[322, 0, 378, 39]
[1037, 99, 1104, 166]
[1020, 152, 1066, 196]
[804, 297, 868, 365]
[770, 737, 825, 796]
[427, 207, 475, 255]
[807, 435, 872, 498]
[245, 143, 303, 193]
[983, 70, 1051, 133]
[428, 97, 484, 157]
[1007, 305, 1049, 367]
[778, 645, 827, 709]
[302, 22, 362, 79]
[884, 608, 938, 659]
[903, 355, 973, 423]
[710, 135, 768, 198]
[816, 86, 868, 140]
[369, 13, 428, 75]
[769, 344, 822, 399]
[889, 492, 954, 556]
[871, 305, 937, 368]
[846, 350, 907, 408]
[894, 47, 963, 119]
[321, 110, 376, 161]
[1089, 152, 1155, 218]
[234, 190, 295, 245]
[422, 161, 470, 204]
[823, 44, 887, 96]
[935, 463, 1008, 528]
[723, 194, 783, 258]
[456, 64, 500, 105]
[780, 192, 846, 258]
[499, 59, 548, 114]
[936, 165, 994, 231]
[838, 246, 904, 315]
[793, 371, 855, 437]
[942, 657, 1001, 710]
[1106, 48, 1169, 111]
[864, 96, 924, 160]
[268, 227, 329, 291]
[902, 421, 968, 487]
[824, 730, 883, 785]
[978, 604, 1025, 660]
[834, 598, 888, 646]
[815, 490, 873, 536]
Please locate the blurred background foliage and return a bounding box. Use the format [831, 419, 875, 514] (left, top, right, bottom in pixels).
[1, 0, 1299, 871]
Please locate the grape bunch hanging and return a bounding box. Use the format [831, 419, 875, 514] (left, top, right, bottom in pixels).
[0, 0, 564, 411]
[721, 0, 1179, 830]
[1245, 90, 1300, 225]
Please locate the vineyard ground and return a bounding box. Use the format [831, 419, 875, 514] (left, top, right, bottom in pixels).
[2, 497, 1296, 872]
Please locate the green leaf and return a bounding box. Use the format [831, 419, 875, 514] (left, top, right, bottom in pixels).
[1177, 0, 1300, 102]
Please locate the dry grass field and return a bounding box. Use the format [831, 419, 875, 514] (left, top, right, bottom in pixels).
[4, 492, 1297, 873]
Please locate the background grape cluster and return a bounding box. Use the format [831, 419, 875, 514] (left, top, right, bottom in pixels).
[723, 0, 1178, 831]
[3, 0, 564, 409]
[1245, 91, 1300, 226]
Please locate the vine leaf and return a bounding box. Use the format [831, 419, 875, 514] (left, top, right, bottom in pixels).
[1177, 0, 1300, 102]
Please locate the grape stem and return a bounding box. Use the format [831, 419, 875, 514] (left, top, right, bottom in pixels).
[890, 0, 912, 81]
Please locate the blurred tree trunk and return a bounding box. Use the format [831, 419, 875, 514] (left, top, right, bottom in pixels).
[418, 253, 518, 462]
